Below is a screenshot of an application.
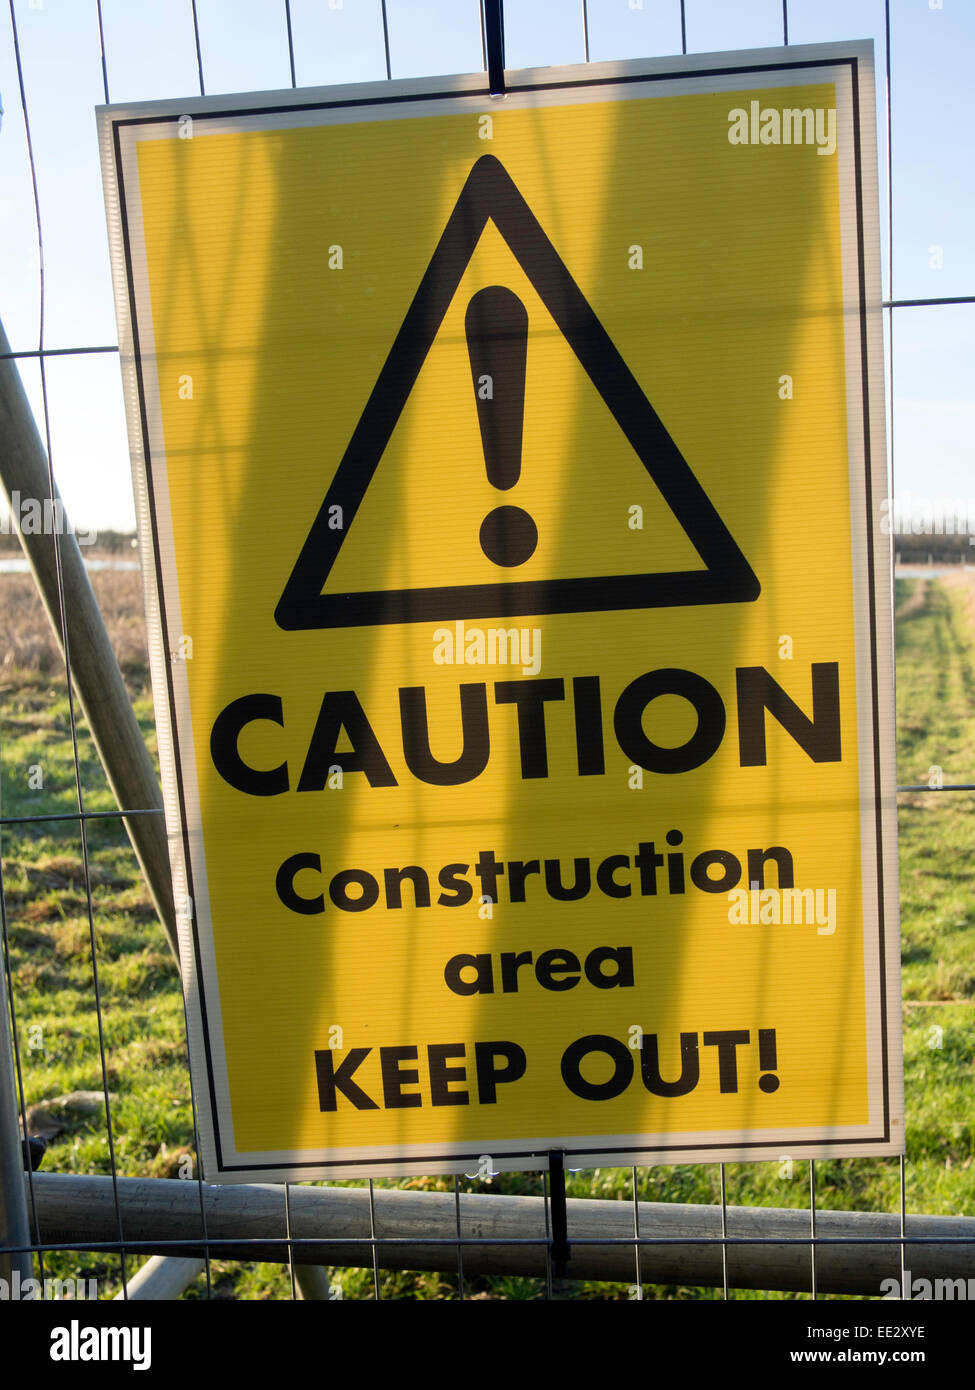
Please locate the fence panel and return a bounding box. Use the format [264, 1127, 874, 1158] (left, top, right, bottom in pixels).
[1, 0, 973, 1306]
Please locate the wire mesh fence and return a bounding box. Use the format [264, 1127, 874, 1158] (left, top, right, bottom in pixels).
[1, 0, 974, 1307]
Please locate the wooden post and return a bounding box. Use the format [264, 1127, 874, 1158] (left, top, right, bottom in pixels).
[0, 318, 177, 958]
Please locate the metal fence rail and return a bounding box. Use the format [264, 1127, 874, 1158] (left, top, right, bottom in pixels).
[1, 0, 973, 1303]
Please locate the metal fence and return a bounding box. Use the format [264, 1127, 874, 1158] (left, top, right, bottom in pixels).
[1, 0, 974, 1303]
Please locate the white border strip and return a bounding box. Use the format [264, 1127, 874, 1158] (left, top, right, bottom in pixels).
[98, 39, 900, 1182]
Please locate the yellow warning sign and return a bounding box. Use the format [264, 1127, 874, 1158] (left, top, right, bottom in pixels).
[100, 41, 901, 1181]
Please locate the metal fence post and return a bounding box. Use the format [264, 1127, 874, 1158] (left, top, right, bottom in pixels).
[0, 315, 178, 960]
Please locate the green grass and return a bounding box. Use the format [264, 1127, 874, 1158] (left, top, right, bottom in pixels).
[2, 576, 974, 1298]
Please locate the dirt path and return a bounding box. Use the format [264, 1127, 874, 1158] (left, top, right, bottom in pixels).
[895, 576, 931, 623]
[937, 568, 975, 637]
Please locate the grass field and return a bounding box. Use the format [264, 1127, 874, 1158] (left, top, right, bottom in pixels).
[1, 565, 973, 1299]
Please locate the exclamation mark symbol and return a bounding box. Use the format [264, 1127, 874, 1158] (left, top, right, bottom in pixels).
[466, 285, 538, 567]
[758, 1029, 779, 1093]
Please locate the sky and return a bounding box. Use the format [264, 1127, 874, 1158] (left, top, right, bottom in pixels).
[0, 0, 972, 533]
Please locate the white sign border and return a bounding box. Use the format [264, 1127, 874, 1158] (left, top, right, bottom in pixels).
[98, 39, 901, 1182]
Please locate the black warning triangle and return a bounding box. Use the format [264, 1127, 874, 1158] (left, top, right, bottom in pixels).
[275, 154, 760, 630]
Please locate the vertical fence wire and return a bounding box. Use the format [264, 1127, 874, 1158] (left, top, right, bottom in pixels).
[453, 1175, 465, 1300]
[190, 0, 206, 96]
[885, 0, 911, 1292]
[380, 0, 392, 82]
[0, 0, 970, 1303]
[367, 1179, 381, 1299]
[284, 1183, 297, 1301]
[6, 0, 130, 1301]
[885, 0, 895, 492]
[631, 1166, 642, 1299]
[95, 0, 110, 103]
[719, 1164, 729, 1300]
[98, 0, 213, 1305]
[782, 0, 815, 1303]
[284, 0, 297, 90]
[809, 1162, 817, 1300]
[542, 1168, 554, 1300]
[0, 834, 39, 1281]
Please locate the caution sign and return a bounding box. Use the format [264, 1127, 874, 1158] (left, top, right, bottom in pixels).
[99, 40, 902, 1181]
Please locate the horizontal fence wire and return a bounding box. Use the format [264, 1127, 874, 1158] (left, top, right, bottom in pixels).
[0, 0, 972, 1305]
[7, 1235, 975, 1256]
[4, 779, 975, 834]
